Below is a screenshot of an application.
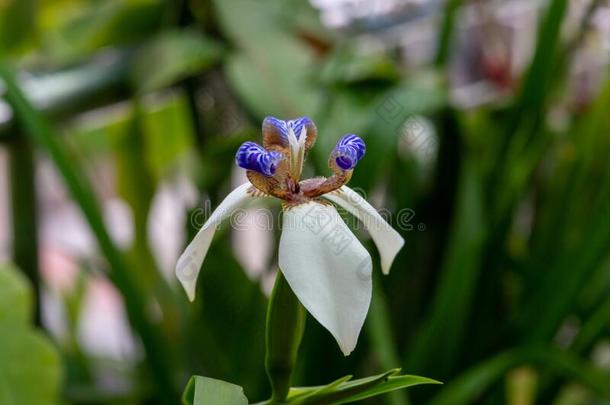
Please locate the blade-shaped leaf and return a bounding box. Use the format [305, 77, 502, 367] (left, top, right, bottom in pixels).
[285, 369, 439, 404]
[131, 29, 224, 93]
[405, 160, 486, 378]
[182, 376, 248, 405]
[287, 375, 354, 403]
[333, 375, 441, 404]
[430, 347, 610, 405]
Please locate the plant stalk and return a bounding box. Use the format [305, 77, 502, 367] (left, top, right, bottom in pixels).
[8, 131, 41, 324]
[265, 272, 306, 403]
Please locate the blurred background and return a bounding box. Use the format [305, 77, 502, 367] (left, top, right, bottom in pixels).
[1, 0, 610, 403]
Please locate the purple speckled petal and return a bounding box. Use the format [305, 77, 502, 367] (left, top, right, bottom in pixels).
[235, 141, 283, 176]
[263, 116, 315, 147]
[332, 134, 366, 170]
[287, 117, 313, 140]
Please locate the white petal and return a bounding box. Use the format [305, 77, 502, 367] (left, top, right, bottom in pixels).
[287, 127, 300, 152]
[324, 186, 404, 275]
[279, 202, 372, 355]
[176, 183, 256, 301]
[298, 126, 307, 147]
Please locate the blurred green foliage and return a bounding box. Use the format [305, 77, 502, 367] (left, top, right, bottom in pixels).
[0, 265, 61, 404]
[1, 0, 610, 403]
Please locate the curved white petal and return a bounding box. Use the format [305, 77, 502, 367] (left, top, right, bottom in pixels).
[324, 186, 404, 275]
[279, 202, 372, 355]
[176, 183, 256, 301]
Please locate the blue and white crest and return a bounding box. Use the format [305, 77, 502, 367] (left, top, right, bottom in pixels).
[235, 141, 284, 176]
[262, 116, 316, 148]
[332, 134, 366, 170]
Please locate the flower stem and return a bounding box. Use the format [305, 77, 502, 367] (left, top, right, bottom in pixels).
[265, 272, 306, 403]
[8, 131, 41, 324]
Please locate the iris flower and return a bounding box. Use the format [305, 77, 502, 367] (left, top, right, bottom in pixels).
[176, 117, 404, 355]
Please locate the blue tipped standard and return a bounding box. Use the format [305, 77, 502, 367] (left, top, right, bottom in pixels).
[262, 116, 313, 145]
[236, 141, 283, 176]
[332, 134, 365, 170]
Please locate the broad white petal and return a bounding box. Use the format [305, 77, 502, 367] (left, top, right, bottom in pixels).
[176, 183, 255, 301]
[279, 202, 372, 355]
[324, 186, 404, 274]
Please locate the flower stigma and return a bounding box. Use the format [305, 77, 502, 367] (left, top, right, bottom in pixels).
[236, 117, 365, 208]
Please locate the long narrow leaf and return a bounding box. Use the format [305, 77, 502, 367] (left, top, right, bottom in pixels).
[0, 64, 178, 403]
[406, 160, 486, 378]
[430, 347, 610, 405]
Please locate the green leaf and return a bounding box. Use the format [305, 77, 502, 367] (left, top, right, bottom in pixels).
[366, 280, 409, 405]
[131, 29, 224, 93]
[430, 347, 610, 405]
[334, 375, 440, 404]
[66, 90, 196, 181]
[318, 44, 400, 86]
[0, 264, 61, 405]
[0, 0, 36, 55]
[0, 328, 61, 405]
[182, 376, 248, 405]
[434, 0, 462, 66]
[0, 63, 178, 402]
[0, 264, 31, 325]
[520, 78, 610, 345]
[213, 0, 320, 118]
[405, 159, 486, 378]
[225, 38, 319, 118]
[513, 0, 568, 115]
[285, 369, 440, 404]
[490, 0, 569, 221]
[46, 0, 163, 62]
[287, 375, 353, 402]
[139, 92, 197, 179]
[108, 102, 183, 339]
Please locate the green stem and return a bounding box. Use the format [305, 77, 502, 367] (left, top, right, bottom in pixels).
[265, 272, 306, 403]
[367, 280, 409, 405]
[8, 131, 40, 324]
[434, 0, 462, 68]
